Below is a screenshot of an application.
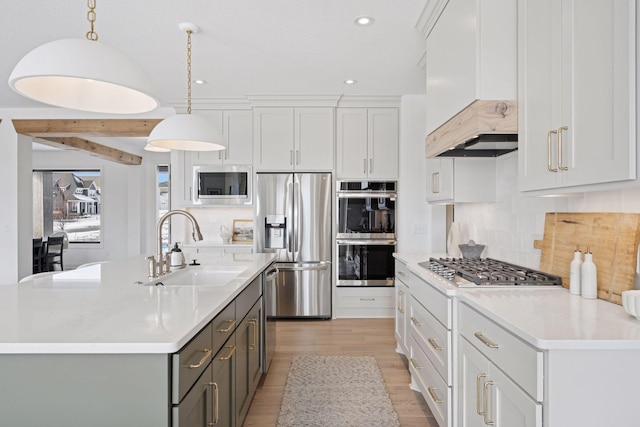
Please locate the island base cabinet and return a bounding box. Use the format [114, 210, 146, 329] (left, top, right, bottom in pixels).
[172, 336, 236, 427]
[236, 297, 263, 427]
[0, 354, 170, 427]
[459, 338, 541, 427]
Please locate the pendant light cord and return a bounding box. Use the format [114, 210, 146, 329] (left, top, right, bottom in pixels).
[86, 0, 99, 41]
[187, 30, 192, 114]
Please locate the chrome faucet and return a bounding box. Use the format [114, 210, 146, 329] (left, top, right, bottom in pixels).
[154, 209, 203, 277]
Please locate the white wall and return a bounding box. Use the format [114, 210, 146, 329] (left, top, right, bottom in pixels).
[454, 152, 640, 269]
[398, 95, 446, 254]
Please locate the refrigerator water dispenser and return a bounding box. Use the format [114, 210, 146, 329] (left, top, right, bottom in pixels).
[265, 215, 286, 249]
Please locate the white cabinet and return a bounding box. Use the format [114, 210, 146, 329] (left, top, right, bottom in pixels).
[336, 108, 398, 179]
[197, 110, 253, 165]
[518, 0, 636, 192]
[395, 262, 410, 355]
[334, 287, 395, 318]
[426, 158, 495, 204]
[426, 0, 516, 134]
[458, 303, 542, 427]
[252, 107, 334, 171]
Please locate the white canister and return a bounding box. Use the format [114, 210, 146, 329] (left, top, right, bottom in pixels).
[447, 222, 462, 257]
[581, 249, 597, 299]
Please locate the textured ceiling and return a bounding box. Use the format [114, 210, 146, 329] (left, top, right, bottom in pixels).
[2, 0, 427, 112]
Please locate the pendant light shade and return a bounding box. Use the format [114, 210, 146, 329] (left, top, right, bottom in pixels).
[144, 143, 171, 153]
[9, 38, 159, 114]
[148, 114, 227, 151]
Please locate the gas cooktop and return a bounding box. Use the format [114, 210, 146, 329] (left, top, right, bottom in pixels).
[418, 257, 563, 287]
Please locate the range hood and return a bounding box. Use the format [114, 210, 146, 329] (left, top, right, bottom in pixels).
[425, 100, 518, 158]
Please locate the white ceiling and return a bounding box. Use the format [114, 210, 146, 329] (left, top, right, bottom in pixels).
[3, 0, 428, 153]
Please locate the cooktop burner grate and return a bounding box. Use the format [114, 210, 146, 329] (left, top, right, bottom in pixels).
[419, 257, 562, 287]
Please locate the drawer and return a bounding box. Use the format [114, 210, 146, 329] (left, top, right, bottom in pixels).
[395, 260, 411, 287]
[408, 333, 450, 427]
[459, 302, 543, 401]
[406, 270, 451, 329]
[237, 276, 262, 322]
[408, 295, 450, 385]
[335, 287, 395, 318]
[212, 301, 236, 355]
[172, 322, 214, 404]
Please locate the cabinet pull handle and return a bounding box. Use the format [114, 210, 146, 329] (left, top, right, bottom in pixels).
[249, 319, 258, 350]
[409, 358, 421, 370]
[557, 126, 569, 171]
[360, 298, 375, 301]
[474, 332, 499, 349]
[410, 316, 422, 327]
[296, 149, 300, 165]
[483, 380, 495, 426]
[427, 386, 443, 404]
[369, 158, 373, 173]
[547, 129, 558, 172]
[188, 348, 213, 369]
[432, 172, 440, 193]
[397, 270, 406, 277]
[205, 383, 214, 426]
[363, 158, 367, 173]
[218, 151, 222, 160]
[217, 319, 236, 333]
[428, 338, 443, 351]
[290, 150, 294, 165]
[207, 381, 219, 425]
[218, 344, 236, 361]
[397, 290, 404, 313]
[476, 373, 487, 415]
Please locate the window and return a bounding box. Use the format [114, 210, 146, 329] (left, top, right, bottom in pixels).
[33, 170, 102, 243]
[157, 165, 170, 252]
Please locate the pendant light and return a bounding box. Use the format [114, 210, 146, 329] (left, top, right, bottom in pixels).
[147, 23, 226, 152]
[8, 0, 159, 114]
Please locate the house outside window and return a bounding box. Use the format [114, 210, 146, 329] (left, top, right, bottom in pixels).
[33, 170, 102, 243]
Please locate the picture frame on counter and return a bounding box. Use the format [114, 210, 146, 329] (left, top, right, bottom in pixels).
[232, 219, 254, 242]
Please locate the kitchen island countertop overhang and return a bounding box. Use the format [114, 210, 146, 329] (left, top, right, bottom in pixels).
[0, 252, 276, 354]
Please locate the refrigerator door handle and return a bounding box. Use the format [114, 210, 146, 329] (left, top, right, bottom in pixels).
[287, 181, 294, 255]
[294, 180, 302, 255]
[276, 261, 331, 272]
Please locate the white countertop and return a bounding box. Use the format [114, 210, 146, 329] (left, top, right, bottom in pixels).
[0, 252, 276, 354]
[394, 253, 640, 351]
[182, 240, 253, 249]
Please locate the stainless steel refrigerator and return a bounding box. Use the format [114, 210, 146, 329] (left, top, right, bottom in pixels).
[255, 173, 332, 318]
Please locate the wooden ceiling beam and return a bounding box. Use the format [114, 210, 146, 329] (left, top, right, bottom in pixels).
[12, 119, 162, 137]
[35, 137, 142, 166]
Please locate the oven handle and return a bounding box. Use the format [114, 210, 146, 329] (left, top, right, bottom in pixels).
[276, 261, 331, 271]
[336, 192, 397, 199]
[336, 239, 397, 245]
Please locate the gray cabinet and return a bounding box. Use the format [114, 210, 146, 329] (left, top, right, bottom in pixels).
[235, 298, 263, 426]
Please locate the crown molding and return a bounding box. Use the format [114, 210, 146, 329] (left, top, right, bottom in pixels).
[336, 95, 402, 108]
[246, 95, 342, 107]
[415, 0, 449, 39]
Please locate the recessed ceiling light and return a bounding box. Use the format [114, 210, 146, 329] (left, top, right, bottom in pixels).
[193, 79, 207, 85]
[344, 79, 357, 85]
[354, 16, 375, 26]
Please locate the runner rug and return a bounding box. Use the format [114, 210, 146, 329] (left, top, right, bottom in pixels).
[276, 355, 400, 427]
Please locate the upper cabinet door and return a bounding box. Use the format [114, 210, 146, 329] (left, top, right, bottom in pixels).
[336, 108, 369, 179]
[518, 0, 636, 192]
[294, 108, 334, 171]
[367, 108, 398, 180]
[197, 110, 253, 165]
[253, 108, 295, 170]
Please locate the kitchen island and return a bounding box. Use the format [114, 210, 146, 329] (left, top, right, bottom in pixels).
[0, 252, 276, 427]
[395, 253, 640, 427]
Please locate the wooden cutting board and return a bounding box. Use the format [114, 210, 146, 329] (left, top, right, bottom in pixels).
[535, 212, 640, 305]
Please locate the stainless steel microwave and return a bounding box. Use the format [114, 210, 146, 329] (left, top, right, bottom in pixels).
[192, 165, 252, 205]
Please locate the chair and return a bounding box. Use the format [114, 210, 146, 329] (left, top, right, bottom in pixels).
[32, 238, 45, 273]
[45, 236, 65, 271]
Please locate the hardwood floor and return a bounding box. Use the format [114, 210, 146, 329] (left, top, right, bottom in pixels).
[244, 318, 437, 426]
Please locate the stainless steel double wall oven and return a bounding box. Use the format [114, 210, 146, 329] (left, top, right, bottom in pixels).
[336, 181, 397, 287]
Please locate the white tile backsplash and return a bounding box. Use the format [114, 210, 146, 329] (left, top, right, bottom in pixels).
[455, 153, 640, 268]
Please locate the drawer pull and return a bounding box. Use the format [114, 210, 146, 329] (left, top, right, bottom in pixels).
[217, 319, 236, 333]
[409, 358, 421, 370]
[218, 344, 236, 361]
[474, 332, 499, 349]
[397, 270, 407, 277]
[476, 373, 487, 415]
[188, 348, 213, 369]
[410, 316, 422, 327]
[360, 298, 375, 301]
[427, 386, 443, 404]
[483, 380, 495, 426]
[249, 319, 258, 351]
[428, 338, 443, 351]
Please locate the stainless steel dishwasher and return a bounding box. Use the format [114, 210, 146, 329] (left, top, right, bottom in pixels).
[263, 263, 278, 372]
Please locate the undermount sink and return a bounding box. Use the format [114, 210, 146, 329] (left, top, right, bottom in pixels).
[153, 265, 247, 287]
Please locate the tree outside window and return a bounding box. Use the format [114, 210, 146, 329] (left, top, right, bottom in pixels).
[33, 170, 102, 243]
